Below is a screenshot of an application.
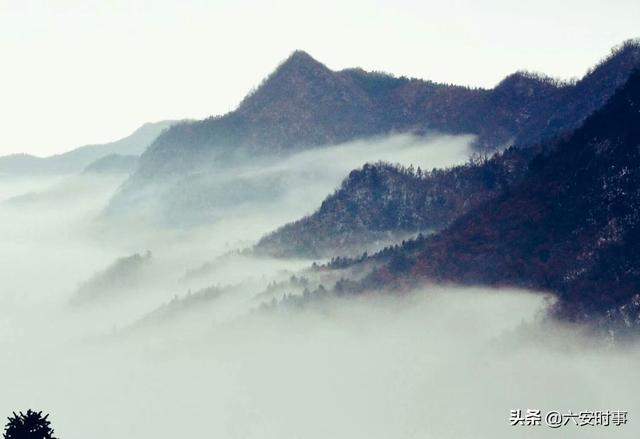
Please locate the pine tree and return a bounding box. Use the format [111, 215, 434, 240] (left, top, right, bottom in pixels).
[3, 410, 56, 439]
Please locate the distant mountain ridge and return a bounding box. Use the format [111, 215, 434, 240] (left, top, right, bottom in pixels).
[0, 120, 179, 176]
[110, 40, 640, 221]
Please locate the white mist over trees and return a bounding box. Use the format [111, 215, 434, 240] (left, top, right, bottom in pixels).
[0, 133, 639, 438]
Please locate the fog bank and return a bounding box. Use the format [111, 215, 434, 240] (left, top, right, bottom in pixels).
[1, 287, 639, 439]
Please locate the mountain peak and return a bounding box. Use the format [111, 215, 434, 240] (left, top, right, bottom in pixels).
[281, 50, 323, 68]
[236, 49, 340, 115]
[287, 49, 315, 61]
[495, 71, 562, 93]
[270, 49, 330, 80]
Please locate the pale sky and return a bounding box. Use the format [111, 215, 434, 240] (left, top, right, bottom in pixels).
[1, 0, 638, 156]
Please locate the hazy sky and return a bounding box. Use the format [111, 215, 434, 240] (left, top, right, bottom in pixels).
[1, 0, 638, 156]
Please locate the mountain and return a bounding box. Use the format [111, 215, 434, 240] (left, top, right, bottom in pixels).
[109, 41, 640, 221]
[82, 154, 138, 175]
[351, 68, 640, 333]
[70, 252, 154, 306]
[514, 41, 640, 146]
[255, 148, 537, 258]
[0, 120, 178, 176]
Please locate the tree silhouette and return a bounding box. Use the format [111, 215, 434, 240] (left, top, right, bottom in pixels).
[3, 410, 56, 439]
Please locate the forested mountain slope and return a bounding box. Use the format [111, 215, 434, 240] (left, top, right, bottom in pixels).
[355, 69, 640, 331]
[255, 148, 537, 258]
